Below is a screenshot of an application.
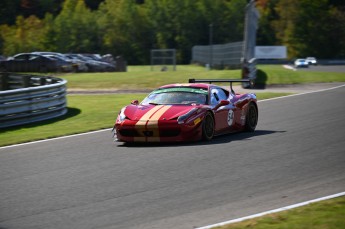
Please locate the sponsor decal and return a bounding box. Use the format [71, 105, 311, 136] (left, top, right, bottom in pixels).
[194, 117, 201, 125]
[241, 110, 246, 125]
[227, 110, 234, 126]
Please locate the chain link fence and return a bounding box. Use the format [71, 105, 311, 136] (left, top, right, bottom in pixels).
[191, 0, 259, 88]
[191, 41, 244, 69]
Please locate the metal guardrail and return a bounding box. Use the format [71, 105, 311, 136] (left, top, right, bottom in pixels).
[0, 73, 67, 128]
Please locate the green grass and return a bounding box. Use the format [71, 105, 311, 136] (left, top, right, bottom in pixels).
[0, 92, 289, 147]
[63, 65, 241, 90]
[0, 94, 144, 146]
[257, 65, 345, 85]
[61, 64, 345, 90]
[216, 196, 345, 229]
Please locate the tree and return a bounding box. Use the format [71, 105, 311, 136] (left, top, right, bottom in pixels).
[256, 0, 279, 45]
[145, 0, 246, 64]
[0, 15, 47, 55]
[97, 0, 152, 64]
[0, 0, 21, 25]
[271, 0, 345, 58]
[326, 5, 345, 58]
[47, 0, 100, 53]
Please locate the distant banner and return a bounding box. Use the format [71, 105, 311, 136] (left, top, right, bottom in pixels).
[255, 46, 287, 59]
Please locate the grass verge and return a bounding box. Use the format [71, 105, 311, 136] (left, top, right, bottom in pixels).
[0, 92, 290, 147]
[61, 65, 345, 90]
[215, 195, 345, 229]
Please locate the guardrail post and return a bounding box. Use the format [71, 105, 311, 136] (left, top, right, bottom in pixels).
[0, 73, 9, 90]
[22, 75, 31, 88]
[40, 77, 47, 85]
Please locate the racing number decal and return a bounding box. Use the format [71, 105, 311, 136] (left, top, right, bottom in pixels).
[227, 110, 234, 126]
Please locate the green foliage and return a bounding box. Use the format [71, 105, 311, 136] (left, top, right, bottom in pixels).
[0, 15, 47, 55]
[0, 0, 21, 25]
[0, 0, 344, 62]
[49, 0, 99, 52]
[256, 0, 280, 45]
[257, 0, 345, 58]
[145, 0, 246, 63]
[97, 0, 152, 64]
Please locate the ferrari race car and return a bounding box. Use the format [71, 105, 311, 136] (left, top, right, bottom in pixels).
[112, 79, 258, 143]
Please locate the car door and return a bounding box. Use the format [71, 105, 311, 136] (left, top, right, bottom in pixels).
[21, 54, 33, 72]
[28, 54, 45, 72]
[210, 86, 234, 134]
[230, 94, 249, 130]
[9, 54, 28, 72]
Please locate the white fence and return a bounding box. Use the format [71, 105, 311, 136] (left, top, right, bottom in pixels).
[0, 73, 67, 128]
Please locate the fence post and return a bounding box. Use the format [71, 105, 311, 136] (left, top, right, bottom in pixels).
[40, 77, 47, 85]
[0, 73, 9, 90]
[22, 75, 31, 88]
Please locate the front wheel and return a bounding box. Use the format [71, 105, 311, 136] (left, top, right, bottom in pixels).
[245, 103, 258, 132]
[202, 112, 215, 141]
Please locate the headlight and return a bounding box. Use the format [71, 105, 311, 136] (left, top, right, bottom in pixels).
[177, 108, 197, 124]
[118, 108, 127, 122]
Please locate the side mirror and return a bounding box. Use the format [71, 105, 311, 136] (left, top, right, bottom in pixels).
[219, 100, 230, 106]
[213, 100, 230, 110]
[131, 100, 139, 105]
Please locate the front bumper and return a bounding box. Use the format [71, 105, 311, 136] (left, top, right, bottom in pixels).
[113, 120, 202, 143]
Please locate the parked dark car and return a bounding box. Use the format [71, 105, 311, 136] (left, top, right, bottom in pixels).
[66, 54, 116, 72]
[32, 51, 88, 72]
[0, 53, 73, 72]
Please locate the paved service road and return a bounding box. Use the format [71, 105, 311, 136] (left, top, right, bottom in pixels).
[1, 85, 345, 229]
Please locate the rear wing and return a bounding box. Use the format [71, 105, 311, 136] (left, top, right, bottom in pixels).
[188, 78, 254, 93]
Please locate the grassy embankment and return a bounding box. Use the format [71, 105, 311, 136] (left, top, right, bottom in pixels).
[64, 64, 345, 90]
[215, 195, 345, 229]
[1, 64, 345, 147]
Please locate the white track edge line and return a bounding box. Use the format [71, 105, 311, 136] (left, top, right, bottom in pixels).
[257, 84, 345, 102]
[196, 191, 345, 229]
[1, 84, 344, 149]
[0, 128, 112, 149]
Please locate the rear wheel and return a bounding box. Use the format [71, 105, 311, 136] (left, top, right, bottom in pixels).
[202, 112, 215, 141]
[245, 103, 258, 132]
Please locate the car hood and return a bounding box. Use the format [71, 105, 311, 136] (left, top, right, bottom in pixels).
[124, 104, 201, 121]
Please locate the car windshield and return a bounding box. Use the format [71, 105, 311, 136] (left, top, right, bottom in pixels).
[141, 87, 208, 105]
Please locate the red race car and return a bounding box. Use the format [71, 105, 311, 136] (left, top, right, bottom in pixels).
[112, 79, 258, 143]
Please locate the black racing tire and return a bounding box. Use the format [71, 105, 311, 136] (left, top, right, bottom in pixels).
[245, 102, 258, 132]
[202, 112, 215, 141]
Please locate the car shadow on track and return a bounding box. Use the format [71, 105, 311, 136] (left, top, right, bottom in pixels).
[118, 130, 285, 148]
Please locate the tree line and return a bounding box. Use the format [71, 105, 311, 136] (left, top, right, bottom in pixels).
[0, 0, 344, 65]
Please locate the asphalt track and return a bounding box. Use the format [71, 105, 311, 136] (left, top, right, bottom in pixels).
[1, 85, 345, 229]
